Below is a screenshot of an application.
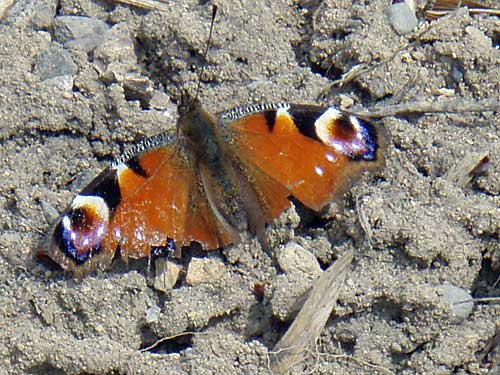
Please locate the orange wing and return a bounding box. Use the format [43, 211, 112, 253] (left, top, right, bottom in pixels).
[220, 104, 386, 214]
[105, 145, 235, 257]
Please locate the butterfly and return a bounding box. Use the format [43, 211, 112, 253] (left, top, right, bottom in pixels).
[37, 92, 387, 278]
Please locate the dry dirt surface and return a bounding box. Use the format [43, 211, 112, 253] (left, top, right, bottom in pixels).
[0, 0, 499, 374]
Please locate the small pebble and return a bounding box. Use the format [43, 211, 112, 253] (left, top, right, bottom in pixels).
[146, 305, 161, 323]
[154, 259, 181, 292]
[436, 283, 474, 323]
[31, 0, 58, 30]
[339, 94, 355, 109]
[277, 242, 322, 278]
[40, 200, 59, 226]
[387, 0, 418, 35]
[185, 258, 226, 285]
[122, 74, 154, 107]
[93, 23, 136, 82]
[149, 90, 171, 110]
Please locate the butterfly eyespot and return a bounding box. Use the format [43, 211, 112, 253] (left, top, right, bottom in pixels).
[51, 196, 110, 265]
[70, 207, 98, 232]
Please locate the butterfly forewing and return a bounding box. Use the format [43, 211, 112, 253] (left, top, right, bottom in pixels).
[220, 104, 386, 212]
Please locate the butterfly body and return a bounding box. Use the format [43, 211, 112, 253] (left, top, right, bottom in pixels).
[40, 97, 386, 278]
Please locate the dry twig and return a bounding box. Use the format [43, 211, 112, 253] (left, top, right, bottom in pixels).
[269, 250, 353, 374]
[139, 331, 205, 352]
[426, 0, 500, 19]
[444, 151, 490, 187]
[350, 99, 500, 118]
[111, 0, 168, 11]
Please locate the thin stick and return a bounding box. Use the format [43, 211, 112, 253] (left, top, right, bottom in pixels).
[453, 297, 500, 305]
[139, 331, 206, 352]
[350, 99, 500, 118]
[111, 0, 169, 11]
[0, 0, 14, 19]
[310, 352, 395, 375]
[426, 0, 500, 19]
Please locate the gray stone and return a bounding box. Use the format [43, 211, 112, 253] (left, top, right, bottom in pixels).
[271, 243, 323, 321]
[277, 242, 322, 278]
[33, 44, 77, 81]
[93, 22, 137, 82]
[146, 305, 161, 323]
[122, 74, 154, 107]
[31, 0, 58, 30]
[3, 0, 56, 28]
[436, 283, 474, 323]
[387, 1, 418, 35]
[149, 90, 171, 110]
[39, 200, 59, 226]
[54, 16, 110, 53]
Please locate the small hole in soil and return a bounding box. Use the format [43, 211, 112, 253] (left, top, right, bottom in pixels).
[141, 332, 193, 354]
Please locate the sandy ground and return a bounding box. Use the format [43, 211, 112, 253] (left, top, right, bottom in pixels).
[0, 0, 499, 374]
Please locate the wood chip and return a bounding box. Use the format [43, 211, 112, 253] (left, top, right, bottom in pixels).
[269, 250, 353, 374]
[154, 258, 181, 292]
[444, 151, 490, 187]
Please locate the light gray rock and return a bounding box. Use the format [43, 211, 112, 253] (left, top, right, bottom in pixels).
[277, 242, 322, 278]
[270, 243, 323, 321]
[93, 22, 137, 83]
[31, 0, 58, 30]
[387, 0, 418, 35]
[3, 0, 56, 28]
[54, 15, 110, 53]
[149, 90, 171, 110]
[436, 283, 474, 323]
[146, 305, 161, 323]
[33, 43, 77, 81]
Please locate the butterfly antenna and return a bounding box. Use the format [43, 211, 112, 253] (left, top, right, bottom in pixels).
[193, 3, 218, 103]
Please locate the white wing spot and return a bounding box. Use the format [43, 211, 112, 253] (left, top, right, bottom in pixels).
[62, 215, 71, 231]
[314, 166, 324, 176]
[276, 107, 292, 120]
[315, 107, 342, 144]
[325, 152, 336, 162]
[349, 115, 361, 131]
[113, 163, 129, 182]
